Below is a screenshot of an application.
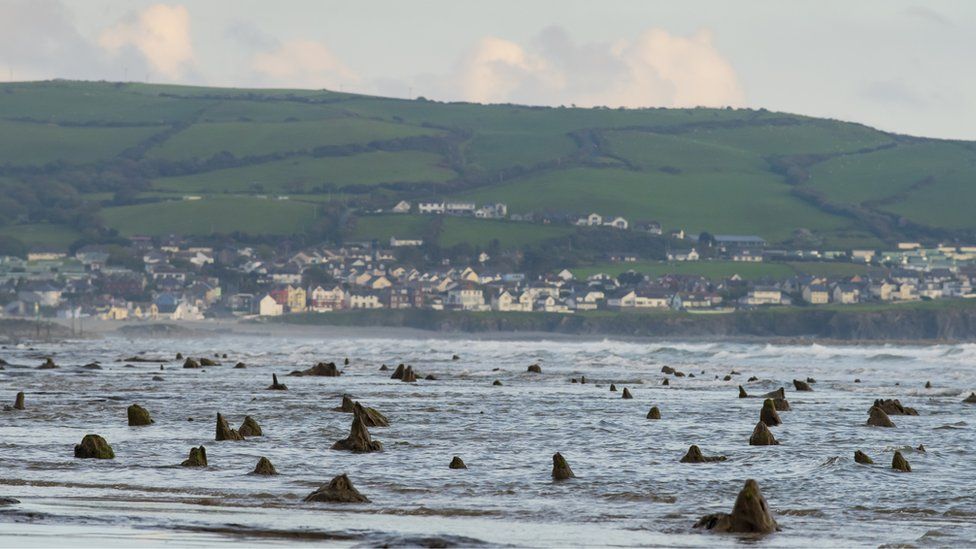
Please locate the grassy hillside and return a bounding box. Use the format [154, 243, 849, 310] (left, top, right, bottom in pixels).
[0, 80, 973, 255]
[100, 196, 319, 236]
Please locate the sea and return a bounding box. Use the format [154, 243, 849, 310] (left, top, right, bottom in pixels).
[1, 332, 975, 547]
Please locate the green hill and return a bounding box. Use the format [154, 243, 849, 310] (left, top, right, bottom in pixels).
[0, 79, 974, 253]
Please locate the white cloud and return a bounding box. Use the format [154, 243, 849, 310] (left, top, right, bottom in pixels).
[99, 4, 194, 80]
[458, 36, 560, 103]
[250, 40, 359, 90]
[450, 27, 744, 108]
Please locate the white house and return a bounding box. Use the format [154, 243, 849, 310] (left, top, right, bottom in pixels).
[310, 285, 345, 312]
[492, 290, 532, 312]
[604, 217, 629, 230]
[608, 290, 671, 309]
[447, 285, 487, 310]
[347, 292, 383, 309]
[418, 202, 445, 214]
[668, 248, 700, 261]
[391, 200, 411, 213]
[445, 202, 476, 215]
[745, 287, 783, 306]
[390, 236, 424, 247]
[258, 294, 283, 316]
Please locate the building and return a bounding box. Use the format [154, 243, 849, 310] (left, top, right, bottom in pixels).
[745, 287, 783, 306]
[608, 289, 671, 309]
[418, 201, 445, 214]
[390, 237, 424, 247]
[447, 284, 486, 311]
[391, 200, 411, 213]
[310, 285, 345, 312]
[445, 202, 476, 215]
[258, 294, 283, 316]
[832, 284, 860, 304]
[802, 284, 830, 305]
[715, 235, 767, 249]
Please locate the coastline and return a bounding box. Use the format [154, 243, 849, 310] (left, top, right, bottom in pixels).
[21, 299, 976, 345]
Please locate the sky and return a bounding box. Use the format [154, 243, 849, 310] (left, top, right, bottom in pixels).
[1, 0, 974, 139]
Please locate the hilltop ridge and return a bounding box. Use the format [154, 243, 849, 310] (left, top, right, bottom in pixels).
[1, 80, 974, 256]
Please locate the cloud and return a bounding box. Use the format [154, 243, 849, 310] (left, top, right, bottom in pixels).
[860, 79, 926, 107]
[904, 6, 952, 27]
[449, 27, 744, 108]
[250, 40, 359, 90]
[0, 0, 113, 80]
[457, 36, 560, 103]
[99, 4, 194, 80]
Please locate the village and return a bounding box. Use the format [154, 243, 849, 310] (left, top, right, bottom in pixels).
[2, 215, 976, 323]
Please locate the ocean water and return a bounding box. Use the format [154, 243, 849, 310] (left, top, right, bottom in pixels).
[1, 334, 976, 547]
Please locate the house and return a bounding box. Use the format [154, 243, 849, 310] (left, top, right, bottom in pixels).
[577, 213, 603, 226]
[670, 292, 721, 310]
[636, 221, 662, 235]
[285, 285, 307, 313]
[802, 284, 830, 305]
[474, 203, 507, 219]
[851, 250, 876, 263]
[492, 289, 531, 312]
[27, 247, 67, 261]
[258, 294, 283, 316]
[608, 289, 671, 309]
[870, 281, 897, 301]
[732, 250, 763, 262]
[418, 201, 445, 214]
[715, 235, 767, 250]
[668, 248, 700, 262]
[347, 292, 383, 309]
[745, 287, 783, 306]
[390, 237, 423, 247]
[534, 295, 572, 313]
[445, 202, 476, 215]
[447, 284, 486, 311]
[310, 285, 345, 312]
[604, 217, 629, 230]
[832, 284, 860, 304]
[570, 290, 605, 311]
[391, 200, 411, 213]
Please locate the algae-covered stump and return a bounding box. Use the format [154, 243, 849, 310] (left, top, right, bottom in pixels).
[552, 452, 575, 480]
[694, 479, 779, 534]
[127, 404, 154, 426]
[304, 474, 370, 503]
[74, 434, 115, 459]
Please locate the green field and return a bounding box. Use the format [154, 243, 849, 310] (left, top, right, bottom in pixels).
[684, 120, 893, 156]
[153, 151, 455, 193]
[458, 167, 851, 242]
[346, 214, 431, 242]
[463, 131, 578, 170]
[439, 217, 574, 248]
[0, 223, 81, 249]
[100, 197, 318, 236]
[0, 120, 157, 165]
[571, 260, 796, 280]
[148, 118, 441, 160]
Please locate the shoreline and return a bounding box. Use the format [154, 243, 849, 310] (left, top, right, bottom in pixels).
[27, 312, 976, 346]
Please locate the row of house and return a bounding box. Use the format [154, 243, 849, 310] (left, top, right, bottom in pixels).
[5, 233, 976, 323]
[393, 200, 508, 219]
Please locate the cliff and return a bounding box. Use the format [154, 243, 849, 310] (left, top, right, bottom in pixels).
[276, 302, 976, 341]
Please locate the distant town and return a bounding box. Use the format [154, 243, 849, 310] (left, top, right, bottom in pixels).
[3, 200, 976, 324]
